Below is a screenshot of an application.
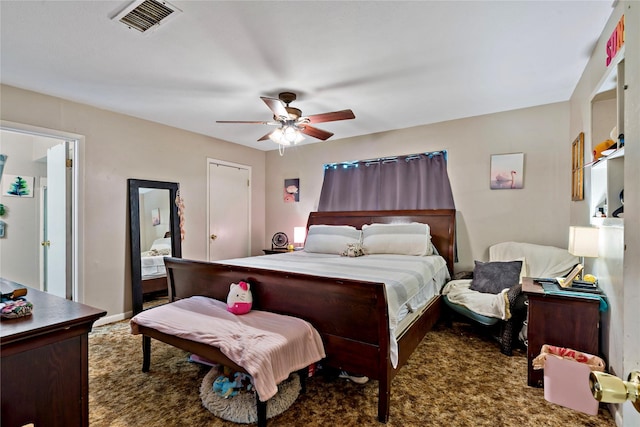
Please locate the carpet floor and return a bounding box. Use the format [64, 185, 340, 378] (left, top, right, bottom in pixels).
[89, 314, 616, 427]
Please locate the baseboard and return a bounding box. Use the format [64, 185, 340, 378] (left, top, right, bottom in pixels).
[94, 310, 132, 327]
[608, 402, 622, 427]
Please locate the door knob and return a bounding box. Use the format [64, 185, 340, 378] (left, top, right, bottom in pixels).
[590, 370, 640, 412]
[210, 234, 217, 240]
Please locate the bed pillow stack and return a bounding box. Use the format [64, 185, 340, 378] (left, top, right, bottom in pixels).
[362, 222, 433, 256]
[303, 225, 362, 255]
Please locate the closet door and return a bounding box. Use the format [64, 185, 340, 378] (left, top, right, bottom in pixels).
[207, 159, 251, 261]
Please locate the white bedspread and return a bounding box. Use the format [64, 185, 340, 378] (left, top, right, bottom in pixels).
[216, 251, 450, 368]
[141, 254, 167, 277]
[130, 296, 326, 401]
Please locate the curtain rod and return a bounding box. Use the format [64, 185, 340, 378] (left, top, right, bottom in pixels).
[324, 150, 447, 170]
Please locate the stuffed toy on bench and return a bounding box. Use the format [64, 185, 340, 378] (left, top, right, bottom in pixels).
[227, 281, 253, 315]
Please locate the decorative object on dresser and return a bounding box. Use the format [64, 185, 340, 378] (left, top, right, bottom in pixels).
[442, 242, 578, 356]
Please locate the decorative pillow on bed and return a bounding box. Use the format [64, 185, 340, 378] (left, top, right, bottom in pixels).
[361, 222, 432, 256]
[303, 225, 362, 255]
[469, 260, 523, 294]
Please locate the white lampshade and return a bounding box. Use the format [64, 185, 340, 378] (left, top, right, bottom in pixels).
[568, 226, 599, 258]
[293, 227, 306, 245]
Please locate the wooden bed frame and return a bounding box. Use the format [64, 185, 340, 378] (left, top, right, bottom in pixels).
[137, 209, 455, 423]
[141, 275, 168, 298]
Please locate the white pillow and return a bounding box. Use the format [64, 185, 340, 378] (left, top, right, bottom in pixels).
[362, 222, 432, 256]
[150, 237, 172, 251]
[304, 225, 362, 255]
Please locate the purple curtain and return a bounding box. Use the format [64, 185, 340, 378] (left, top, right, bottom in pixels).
[318, 151, 455, 211]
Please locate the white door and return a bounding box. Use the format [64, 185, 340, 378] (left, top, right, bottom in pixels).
[46, 142, 69, 298]
[208, 160, 251, 261]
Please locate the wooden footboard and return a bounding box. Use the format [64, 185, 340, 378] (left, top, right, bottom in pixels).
[161, 256, 441, 423]
[164, 257, 390, 380]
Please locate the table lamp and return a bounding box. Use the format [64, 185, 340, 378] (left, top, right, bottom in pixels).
[568, 226, 599, 273]
[293, 227, 306, 249]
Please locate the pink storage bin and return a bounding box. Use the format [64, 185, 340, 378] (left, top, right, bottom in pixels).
[543, 354, 600, 415]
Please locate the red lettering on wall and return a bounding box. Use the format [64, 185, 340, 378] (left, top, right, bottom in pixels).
[606, 15, 625, 67]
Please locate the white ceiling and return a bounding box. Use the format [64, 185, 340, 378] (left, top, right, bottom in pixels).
[0, 1, 613, 151]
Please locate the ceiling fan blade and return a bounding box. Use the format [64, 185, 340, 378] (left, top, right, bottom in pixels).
[260, 96, 289, 118]
[306, 109, 355, 124]
[300, 125, 334, 141]
[257, 131, 275, 142]
[216, 120, 272, 124]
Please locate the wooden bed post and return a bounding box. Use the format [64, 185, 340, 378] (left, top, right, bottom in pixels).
[379, 367, 392, 423]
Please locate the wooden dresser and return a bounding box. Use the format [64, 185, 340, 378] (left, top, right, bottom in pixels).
[523, 277, 601, 387]
[1, 278, 106, 427]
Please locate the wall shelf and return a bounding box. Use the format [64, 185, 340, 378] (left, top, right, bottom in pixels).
[589, 56, 625, 227]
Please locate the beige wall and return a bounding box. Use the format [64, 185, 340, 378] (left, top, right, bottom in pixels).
[265, 102, 571, 271]
[0, 84, 267, 321]
[570, 2, 639, 426]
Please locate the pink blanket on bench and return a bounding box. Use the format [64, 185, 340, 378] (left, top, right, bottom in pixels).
[130, 296, 326, 401]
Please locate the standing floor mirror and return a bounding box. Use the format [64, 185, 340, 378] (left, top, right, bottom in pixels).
[128, 179, 182, 315]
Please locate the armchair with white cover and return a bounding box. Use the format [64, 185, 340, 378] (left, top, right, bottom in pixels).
[441, 242, 578, 355]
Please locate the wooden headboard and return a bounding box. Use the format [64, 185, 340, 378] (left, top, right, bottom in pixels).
[307, 209, 456, 275]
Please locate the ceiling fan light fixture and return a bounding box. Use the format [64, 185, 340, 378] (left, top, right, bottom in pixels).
[284, 126, 304, 144]
[269, 126, 304, 146]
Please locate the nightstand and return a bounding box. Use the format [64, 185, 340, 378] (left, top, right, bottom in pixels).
[523, 277, 601, 387]
[262, 248, 289, 255]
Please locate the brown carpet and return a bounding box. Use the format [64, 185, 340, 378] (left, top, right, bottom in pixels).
[89, 312, 616, 427]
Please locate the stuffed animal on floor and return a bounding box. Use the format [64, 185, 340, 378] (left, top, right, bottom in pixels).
[213, 375, 240, 399]
[212, 370, 254, 398]
[226, 280, 253, 315]
[233, 372, 254, 391]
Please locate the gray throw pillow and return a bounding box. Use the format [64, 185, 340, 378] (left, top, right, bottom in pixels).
[469, 260, 523, 294]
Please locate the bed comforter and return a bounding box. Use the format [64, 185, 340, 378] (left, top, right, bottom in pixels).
[216, 251, 450, 367]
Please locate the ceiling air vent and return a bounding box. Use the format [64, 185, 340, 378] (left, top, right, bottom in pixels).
[113, 0, 181, 33]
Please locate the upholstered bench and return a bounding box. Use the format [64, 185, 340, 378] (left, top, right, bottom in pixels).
[130, 296, 325, 426]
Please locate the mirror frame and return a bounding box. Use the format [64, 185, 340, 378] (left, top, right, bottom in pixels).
[128, 179, 182, 315]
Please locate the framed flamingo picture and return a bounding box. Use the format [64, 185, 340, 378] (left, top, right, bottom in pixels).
[283, 178, 300, 203]
[490, 153, 524, 190]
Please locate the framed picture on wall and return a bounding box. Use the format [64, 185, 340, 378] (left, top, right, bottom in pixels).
[571, 132, 584, 201]
[151, 208, 161, 226]
[284, 178, 299, 203]
[2, 174, 35, 197]
[490, 153, 524, 190]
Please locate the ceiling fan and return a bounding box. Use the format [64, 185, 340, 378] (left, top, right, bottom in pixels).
[216, 92, 355, 146]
